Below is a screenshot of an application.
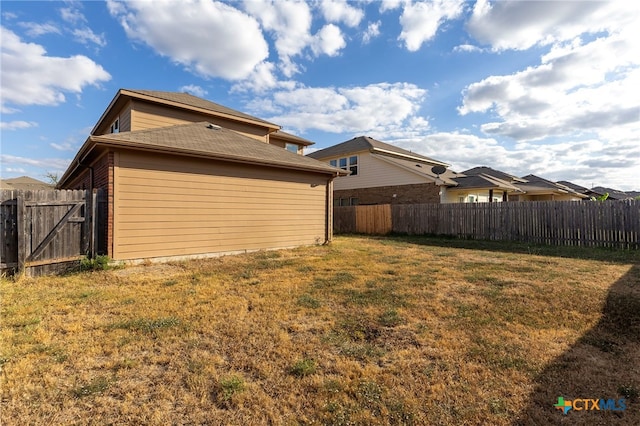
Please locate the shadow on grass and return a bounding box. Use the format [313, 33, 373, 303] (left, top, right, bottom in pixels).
[346, 234, 640, 264]
[513, 264, 640, 425]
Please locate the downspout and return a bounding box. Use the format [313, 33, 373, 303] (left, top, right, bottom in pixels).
[325, 176, 334, 244]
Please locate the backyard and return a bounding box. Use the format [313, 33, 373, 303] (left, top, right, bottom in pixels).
[1, 235, 638, 425]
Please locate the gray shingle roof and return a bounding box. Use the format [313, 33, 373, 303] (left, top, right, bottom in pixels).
[307, 136, 449, 166]
[517, 174, 588, 197]
[452, 174, 523, 191]
[270, 130, 314, 146]
[91, 122, 343, 175]
[461, 166, 527, 183]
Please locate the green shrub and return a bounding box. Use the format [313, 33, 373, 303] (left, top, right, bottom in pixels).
[219, 375, 245, 400]
[79, 255, 112, 271]
[290, 358, 317, 377]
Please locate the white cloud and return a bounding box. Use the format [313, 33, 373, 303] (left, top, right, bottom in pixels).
[466, 0, 637, 51]
[230, 61, 299, 93]
[50, 142, 75, 151]
[362, 21, 381, 44]
[108, 0, 268, 80]
[60, 6, 87, 24]
[394, 131, 640, 191]
[320, 0, 364, 28]
[248, 82, 428, 136]
[453, 44, 482, 53]
[179, 85, 208, 98]
[18, 22, 61, 37]
[0, 27, 111, 109]
[0, 154, 71, 171]
[0, 121, 38, 130]
[398, 0, 464, 51]
[379, 0, 403, 13]
[459, 32, 640, 142]
[311, 24, 346, 57]
[72, 28, 106, 47]
[4, 167, 27, 174]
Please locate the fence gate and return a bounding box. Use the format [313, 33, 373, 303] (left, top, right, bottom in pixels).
[1, 189, 101, 276]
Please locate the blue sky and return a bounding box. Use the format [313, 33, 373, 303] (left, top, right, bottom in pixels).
[1, 0, 638, 190]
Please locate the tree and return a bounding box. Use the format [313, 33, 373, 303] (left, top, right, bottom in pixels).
[44, 171, 59, 185]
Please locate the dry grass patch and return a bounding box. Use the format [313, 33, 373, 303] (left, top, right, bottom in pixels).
[1, 236, 638, 425]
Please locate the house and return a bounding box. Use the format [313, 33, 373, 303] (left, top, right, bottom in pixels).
[57, 89, 345, 262]
[307, 136, 457, 205]
[443, 166, 526, 203]
[0, 176, 53, 191]
[511, 175, 589, 201]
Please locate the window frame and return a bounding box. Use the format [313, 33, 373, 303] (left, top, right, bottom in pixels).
[285, 143, 299, 154]
[331, 155, 359, 176]
[110, 117, 120, 134]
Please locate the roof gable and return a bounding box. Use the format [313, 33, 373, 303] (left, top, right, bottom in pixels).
[92, 89, 279, 135]
[307, 136, 449, 166]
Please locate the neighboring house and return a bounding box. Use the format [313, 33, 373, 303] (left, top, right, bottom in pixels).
[448, 168, 587, 202]
[0, 176, 53, 191]
[444, 166, 527, 203]
[57, 89, 345, 262]
[307, 136, 457, 205]
[590, 186, 637, 201]
[511, 175, 589, 201]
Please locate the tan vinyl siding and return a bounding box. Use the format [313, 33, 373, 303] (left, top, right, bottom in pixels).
[93, 101, 132, 135]
[131, 101, 269, 142]
[119, 101, 132, 133]
[113, 151, 327, 260]
[332, 152, 429, 190]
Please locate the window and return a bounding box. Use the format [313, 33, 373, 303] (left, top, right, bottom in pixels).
[285, 143, 299, 154]
[348, 156, 358, 175]
[330, 155, 358, 176]
[350, 197, 359, 206]
[110, 117, 120, 134]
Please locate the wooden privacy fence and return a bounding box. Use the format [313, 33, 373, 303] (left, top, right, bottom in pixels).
[335, 200, 640, 249]
[1, 189, 104, 276]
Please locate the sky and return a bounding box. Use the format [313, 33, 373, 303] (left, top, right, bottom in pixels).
[1, 0, 639, 191]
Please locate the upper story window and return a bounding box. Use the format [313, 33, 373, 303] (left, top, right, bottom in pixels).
[330, 155, 358, 176]
[110, 117, 120, 134]
[285, 143, 299, 154]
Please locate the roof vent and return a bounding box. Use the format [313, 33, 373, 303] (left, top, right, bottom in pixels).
[207, 123, 221, 130]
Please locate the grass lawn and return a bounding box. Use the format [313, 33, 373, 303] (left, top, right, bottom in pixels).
[1, 235, 639, 425]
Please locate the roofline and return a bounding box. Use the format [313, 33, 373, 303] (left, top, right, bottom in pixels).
[371, 147, 450, 167]
[93, 137, 346, 176]
[91, 89, 281, 135]
[59, 135, 347, 187]
[371, 153, 452, 186]
[57, 136, 93, 188]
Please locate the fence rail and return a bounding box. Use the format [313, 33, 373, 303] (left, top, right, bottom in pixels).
[1, 189, 104, 276]
[335, 200, 640, 249]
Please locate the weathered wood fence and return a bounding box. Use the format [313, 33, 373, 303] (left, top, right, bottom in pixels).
[1, 189, 104, 276]
[334, 200, 640, 249]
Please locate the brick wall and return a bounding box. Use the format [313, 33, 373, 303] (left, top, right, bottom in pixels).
[334, 182, 440, 205]
[61, 152, 113, 257]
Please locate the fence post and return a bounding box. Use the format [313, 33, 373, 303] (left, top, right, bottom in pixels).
[16, 193, 26, 275]
[91, 189, 98, 259]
